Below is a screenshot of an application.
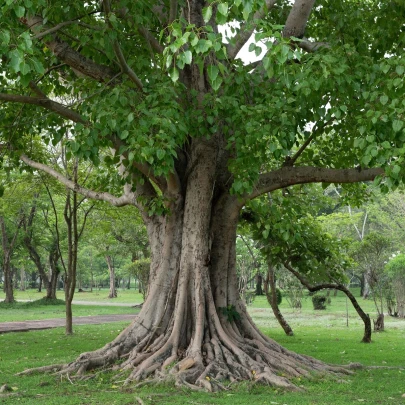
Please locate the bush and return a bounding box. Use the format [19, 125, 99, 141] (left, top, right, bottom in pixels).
[312, 294, 327, 310]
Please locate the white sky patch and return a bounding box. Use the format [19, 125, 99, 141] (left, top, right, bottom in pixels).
[218, 24, 266, 65]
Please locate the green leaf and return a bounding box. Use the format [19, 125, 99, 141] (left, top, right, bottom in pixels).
[207, 65, 219, 83]
[396, 65, 404, 76]
[380, 95, 389, 105]
[392, 120, 403, 132]
[182, 50, 192, 65]
[14, 5, 25, 17]
[120, 130, 129, 140]
[31, 58, 45, 74]
[169, 67, 179, 83]
[0, 30, 10, 45]
[392, 165, 401, 174]
[157, 149, 166, 160]
[202, 6, 212, 23]
[217, 2, 229, 16]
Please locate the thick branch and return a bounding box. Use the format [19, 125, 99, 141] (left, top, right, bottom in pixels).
[248, 166, 384, 201]
[282, 0, 316, 39]
[0, 93, 87, 124]
[24, 16, 118, 83]
[227, 0, 278, 60]
[20, 154, 134, 207]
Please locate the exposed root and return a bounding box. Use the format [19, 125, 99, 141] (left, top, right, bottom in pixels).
[16, 364, 64, 376]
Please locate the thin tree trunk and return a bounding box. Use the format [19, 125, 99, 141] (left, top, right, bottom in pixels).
[20, 267, 26, 291]
[265, 261, 294, 336]
[0, 216, 24, 303]
[105, 252, 117, 298]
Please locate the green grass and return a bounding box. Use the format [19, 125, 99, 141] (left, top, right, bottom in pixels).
[0, 301, 138, 323]
[1, 290, 405, 404]
[0, 288, 144, 305]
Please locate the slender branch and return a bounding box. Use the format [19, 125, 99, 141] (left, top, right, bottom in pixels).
[0, 93, 87, 124]
[103, 0, 143, 90]
[227, 0, 278, 60]
[247, 166, 385, 201]
[33, 10, 100, 39]
[20, 154, 134, 207]
[297, 39, 329, 52]
[34, 20, 78, 39]
[111, 136, 166, 190]
[138, 26, 164, 54]
[288, 117, 334, 166]
[239, 235, 259, 269]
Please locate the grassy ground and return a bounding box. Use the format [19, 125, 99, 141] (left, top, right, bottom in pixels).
[1, 290, 405, 404]
[0, 288, 144, 305]
[0, 300, 138, 323]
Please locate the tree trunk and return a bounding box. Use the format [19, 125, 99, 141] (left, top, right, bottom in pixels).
[0, 216, 23, 303]
[3, 257, 14, 303]
[265, 262, 294, 336]
[30, 143, 352, 391]
[105, 253, 117, 298]
[255, 273, 264, 296]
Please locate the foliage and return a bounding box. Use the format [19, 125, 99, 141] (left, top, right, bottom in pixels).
[220, 305, 241, 323]
[385, 253, 405, 317]
[125, 258, 150, 300]
[351, 232, 393, 313]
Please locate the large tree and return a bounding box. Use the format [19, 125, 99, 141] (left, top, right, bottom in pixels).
[2, 0, 405, 390]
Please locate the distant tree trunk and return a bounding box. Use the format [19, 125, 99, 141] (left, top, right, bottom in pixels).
[373, 313, 384, 331]
[0, 216, 24, 303]
[255, 272, 264, 295]
[22, 204, 60, 300]
[48, 240, 60, 299]
[20, 267, 26, 291]
[265, 262, 294, 336]
[38, 276, 42, 292]
[362, 271, 371, 298]
[105, 251, 117, 298]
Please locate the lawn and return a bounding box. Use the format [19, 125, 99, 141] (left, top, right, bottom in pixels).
[1, 290, 405, 404]
[0, 288, 144, 305]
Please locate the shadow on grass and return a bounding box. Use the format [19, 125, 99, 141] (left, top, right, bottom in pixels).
[0, 297, 65, 309]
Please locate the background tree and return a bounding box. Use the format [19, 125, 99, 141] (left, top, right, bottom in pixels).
[2, 0, 405, 390]
[385, 253, 405, 318]
[350, 232, 392, 331]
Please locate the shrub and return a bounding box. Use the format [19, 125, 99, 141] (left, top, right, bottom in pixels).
[312, 294, 327, 310]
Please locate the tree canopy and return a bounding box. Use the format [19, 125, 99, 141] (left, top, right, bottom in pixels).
[2, 0, 405, 392]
